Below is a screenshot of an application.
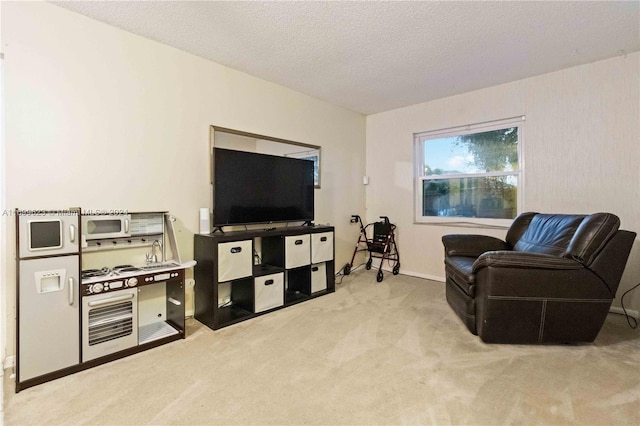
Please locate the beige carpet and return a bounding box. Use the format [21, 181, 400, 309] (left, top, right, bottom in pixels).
[4, 270, 640, 425]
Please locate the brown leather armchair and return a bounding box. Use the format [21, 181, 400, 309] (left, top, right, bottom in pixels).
[442, 212, 636, 343]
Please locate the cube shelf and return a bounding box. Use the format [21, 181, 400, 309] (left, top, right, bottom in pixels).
[194, 225, 335, 330]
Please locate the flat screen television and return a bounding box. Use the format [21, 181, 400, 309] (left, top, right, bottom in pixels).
[213, 148, 315, 226]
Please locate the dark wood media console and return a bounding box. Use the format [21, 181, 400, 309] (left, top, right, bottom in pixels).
[194, 225, 335, 330]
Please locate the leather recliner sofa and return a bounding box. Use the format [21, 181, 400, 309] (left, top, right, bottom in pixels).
[442, 212, 636, 343]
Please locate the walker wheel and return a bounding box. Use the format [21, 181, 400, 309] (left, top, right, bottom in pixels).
[366, 259, 372, 270]
[343, 264, 351, 276]
[393, 263, 400, 275]
[376, 270, 384, 282]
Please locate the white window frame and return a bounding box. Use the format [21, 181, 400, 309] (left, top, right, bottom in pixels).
[414, 116, 525, 228]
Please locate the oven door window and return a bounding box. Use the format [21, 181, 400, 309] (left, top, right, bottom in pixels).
[29, 220, 62, 251]
[88, 300, 134, 346]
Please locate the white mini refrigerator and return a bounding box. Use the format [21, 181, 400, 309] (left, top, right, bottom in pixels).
[16, 210, 81, 387]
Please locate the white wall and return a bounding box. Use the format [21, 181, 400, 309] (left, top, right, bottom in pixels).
[1, 2, 366, 360]
[0, 0, 6, 406]
[366, 53, 640, 310]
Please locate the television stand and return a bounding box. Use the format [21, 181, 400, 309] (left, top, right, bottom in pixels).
[194, 225, 335, 330]
[211, 226, 225, 233]
[302, 220, 314, 227]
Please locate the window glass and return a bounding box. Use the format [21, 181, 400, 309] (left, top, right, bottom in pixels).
[422, 176, 518, 219]
[415, 118, 523, 224]
[424, 128, 518, 175]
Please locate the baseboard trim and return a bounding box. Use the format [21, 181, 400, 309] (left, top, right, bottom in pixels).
[609, 306, 639, 320]
[4, 355, 14, 370]
[379, 266, 444, 283]
[366, 257, 445, 283]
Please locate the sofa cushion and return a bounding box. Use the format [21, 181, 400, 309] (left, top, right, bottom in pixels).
[444, 256, 476, 297]
[564, 213, 620, 266]
[442, 234, 510, 257]
[513, 214, 585, 255]
[505, 212, 538, 247]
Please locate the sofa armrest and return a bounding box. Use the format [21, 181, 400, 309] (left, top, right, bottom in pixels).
[474, 252, 612, 301]
[442, 235, 509, 257]
[473, 251, 583, 273]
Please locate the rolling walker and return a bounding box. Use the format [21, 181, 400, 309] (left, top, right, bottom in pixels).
[343, 215, 400, 282]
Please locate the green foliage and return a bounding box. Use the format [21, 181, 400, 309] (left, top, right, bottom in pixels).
[455, 127, 518, 172]
[424, 166, 444, 175]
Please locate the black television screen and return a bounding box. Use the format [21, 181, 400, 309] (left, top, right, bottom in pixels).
[213, 148, 315, 226]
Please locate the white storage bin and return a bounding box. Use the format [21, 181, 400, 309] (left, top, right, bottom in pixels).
[311, 263, 327, 293]
[285, 234, 310, 269]
[254, 273, 284, 313]
[311, 232, 334, 263]
[218, 240, 252, 282]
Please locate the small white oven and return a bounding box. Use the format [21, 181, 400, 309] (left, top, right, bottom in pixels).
[82, 214, 131, 240]
[82, 288, 138, 362]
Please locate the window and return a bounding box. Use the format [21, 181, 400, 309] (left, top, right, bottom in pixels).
[414, 117, 524, 227]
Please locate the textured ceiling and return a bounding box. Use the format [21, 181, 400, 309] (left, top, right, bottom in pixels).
[52, 1, 640, 115]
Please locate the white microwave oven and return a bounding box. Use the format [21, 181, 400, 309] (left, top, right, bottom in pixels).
[82, 214, 131, 240]
[18, 210, 80, 258]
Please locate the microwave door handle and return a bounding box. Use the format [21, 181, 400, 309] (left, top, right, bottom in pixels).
[124, 219, 130, 233]
[69, 224, 76, 243]
[68, 277, 74, 305]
